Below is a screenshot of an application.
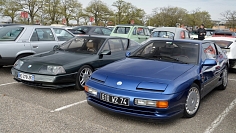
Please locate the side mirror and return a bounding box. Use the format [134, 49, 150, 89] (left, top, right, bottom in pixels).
[126, 51, 131, 57]
[202, 59, 217, 66]
[53, 45, 60, 51]
[99, 50, 111, 59]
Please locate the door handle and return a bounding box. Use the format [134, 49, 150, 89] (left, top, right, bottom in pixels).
[33, 46, 38, 48]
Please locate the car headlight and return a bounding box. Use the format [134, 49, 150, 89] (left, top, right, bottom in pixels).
[134, 98, 168, 108]
[84, 86, 98, 96]
[14, 60, 24, 69]
[47, 66, 66, 75]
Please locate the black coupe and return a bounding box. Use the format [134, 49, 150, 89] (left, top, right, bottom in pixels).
[11, 35, 141, 90]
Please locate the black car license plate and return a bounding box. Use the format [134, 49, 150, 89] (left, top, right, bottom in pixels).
[100, 92, 129, 106]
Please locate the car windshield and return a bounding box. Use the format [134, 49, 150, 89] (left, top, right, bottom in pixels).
[151, 31, 175, 39]
[59, 37, 106, 54]
[130, 40, 199, 64]
[0, 26, 24, 41]
[209, 40, 233, 48]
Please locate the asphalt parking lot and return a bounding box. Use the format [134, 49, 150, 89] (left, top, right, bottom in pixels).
[1, 66, 236, 133]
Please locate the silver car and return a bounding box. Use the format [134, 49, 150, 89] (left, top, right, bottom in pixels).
[0, 25, 75, 67]
[150, 27, 190, 39]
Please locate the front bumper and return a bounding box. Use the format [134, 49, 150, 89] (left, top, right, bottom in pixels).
[11, 68, 77, 89]
[85, 80, 186, 120]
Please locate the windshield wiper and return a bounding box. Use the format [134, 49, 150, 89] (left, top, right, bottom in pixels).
[152, 55, 188, 64]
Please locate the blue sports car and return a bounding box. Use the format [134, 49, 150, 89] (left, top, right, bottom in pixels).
[84, 38, 229, 120]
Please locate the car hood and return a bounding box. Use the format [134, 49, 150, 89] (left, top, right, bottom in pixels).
[91, 58, 194, 91]
[19, 50, 93, 73]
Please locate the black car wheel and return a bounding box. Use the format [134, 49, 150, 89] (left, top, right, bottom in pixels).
[75, 65, 93, 90]
[183, 83, 201, 118]
[218, 67, 228, 90]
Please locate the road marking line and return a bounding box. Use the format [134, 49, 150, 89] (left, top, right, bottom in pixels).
[204, 98, 236, 133]
[228, 78, 236, 81]
[50, 100, 87, 112]
[0, 82, 18, 86]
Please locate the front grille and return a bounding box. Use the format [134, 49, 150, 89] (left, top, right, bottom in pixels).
[21, 80, 42, 87]
[89, 96, 158, 116]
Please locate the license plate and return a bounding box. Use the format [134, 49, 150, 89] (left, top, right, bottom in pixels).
[18, 73, 34, 81]
[100, 92, 129, 106]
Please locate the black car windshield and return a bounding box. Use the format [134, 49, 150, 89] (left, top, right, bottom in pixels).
[0, 26, 24, 41]
[59, 37, 106, 54]
[130, 40, 199, 64]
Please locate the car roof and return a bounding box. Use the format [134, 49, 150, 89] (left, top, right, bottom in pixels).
[115, 24, 147, 27]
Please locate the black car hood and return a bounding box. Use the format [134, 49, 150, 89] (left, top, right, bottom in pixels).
[19, 50, 94, 73]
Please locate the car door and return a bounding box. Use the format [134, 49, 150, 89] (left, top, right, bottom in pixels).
[201, 42, 219, 94]
[136, 27, 149, 43]
[30, 28, 59, 54]
[99, 38, 125, 67]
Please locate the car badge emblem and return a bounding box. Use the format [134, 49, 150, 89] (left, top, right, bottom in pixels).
[117, 81, 122, 86]
[28, 65, 32, 68]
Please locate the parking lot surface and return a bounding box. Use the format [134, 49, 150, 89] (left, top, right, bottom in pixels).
[1, 66, 236, 133]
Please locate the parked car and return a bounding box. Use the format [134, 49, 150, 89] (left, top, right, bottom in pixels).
[110, 24, 150, 43]
[70, 26, 112, 36]
[11, 35, 141, 90]
[85, 38, 228, 120]
[150, 27, 190, 39]
[0, 23, 23, 28]
[0, 25, 75, 68]
[190, 28, 216, 40]
[205, 37, 236, 69]
[212, 30, 236, 38]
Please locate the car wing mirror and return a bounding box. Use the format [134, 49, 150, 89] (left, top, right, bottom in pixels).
[53, 45, 60, 51]
[202, 59, 217, 66]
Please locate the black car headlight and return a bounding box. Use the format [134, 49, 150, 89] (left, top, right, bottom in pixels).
[39, 65, 66, 75]
[14, 60, 24, 69]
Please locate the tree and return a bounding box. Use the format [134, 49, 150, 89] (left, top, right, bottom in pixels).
[0, 0, 22, 23]
[112, 0, 127, 25]
[85, 0, 112, 26]
[60, 0, 82, 25]
[221, 10, 236, 31]
[21, 0, 44, 24]
[42, 0, 61, 25]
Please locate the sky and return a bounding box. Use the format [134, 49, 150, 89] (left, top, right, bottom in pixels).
[80, 0, 236, 20]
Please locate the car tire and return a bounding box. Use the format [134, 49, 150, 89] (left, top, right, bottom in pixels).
[183, 83, 201, 118]
[217, 67, 228, 90]
[75, 65, 93, 90]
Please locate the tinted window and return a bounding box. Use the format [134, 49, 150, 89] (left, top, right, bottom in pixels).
[93, 28, 102, 34]
[101, 28, 111, 35]
[73, 26, 90, 33]
[60, 37, 105, 54]
[0, 26, 24, 41]
[121, 39, 128, 49]
[102, 39, 123, 52]
[131, 40, 199, 64]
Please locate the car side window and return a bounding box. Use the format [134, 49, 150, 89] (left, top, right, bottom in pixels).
[202, 43, 217, 59]
[121, 39, 128, 50]
[93, 28, 102, 34]
[31, 28, 55, 41]
[137, 27, 145, 36]
[185, 31, 190, 39]
[144, 28, 150, 36]
[101, 28, 111, 35]
[133, 27, 137, 35]
[53, 28, 74, 41]
[102, 39, 123, 52]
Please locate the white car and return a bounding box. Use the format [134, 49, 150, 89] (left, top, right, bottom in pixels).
[205, 37, 236, 68]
